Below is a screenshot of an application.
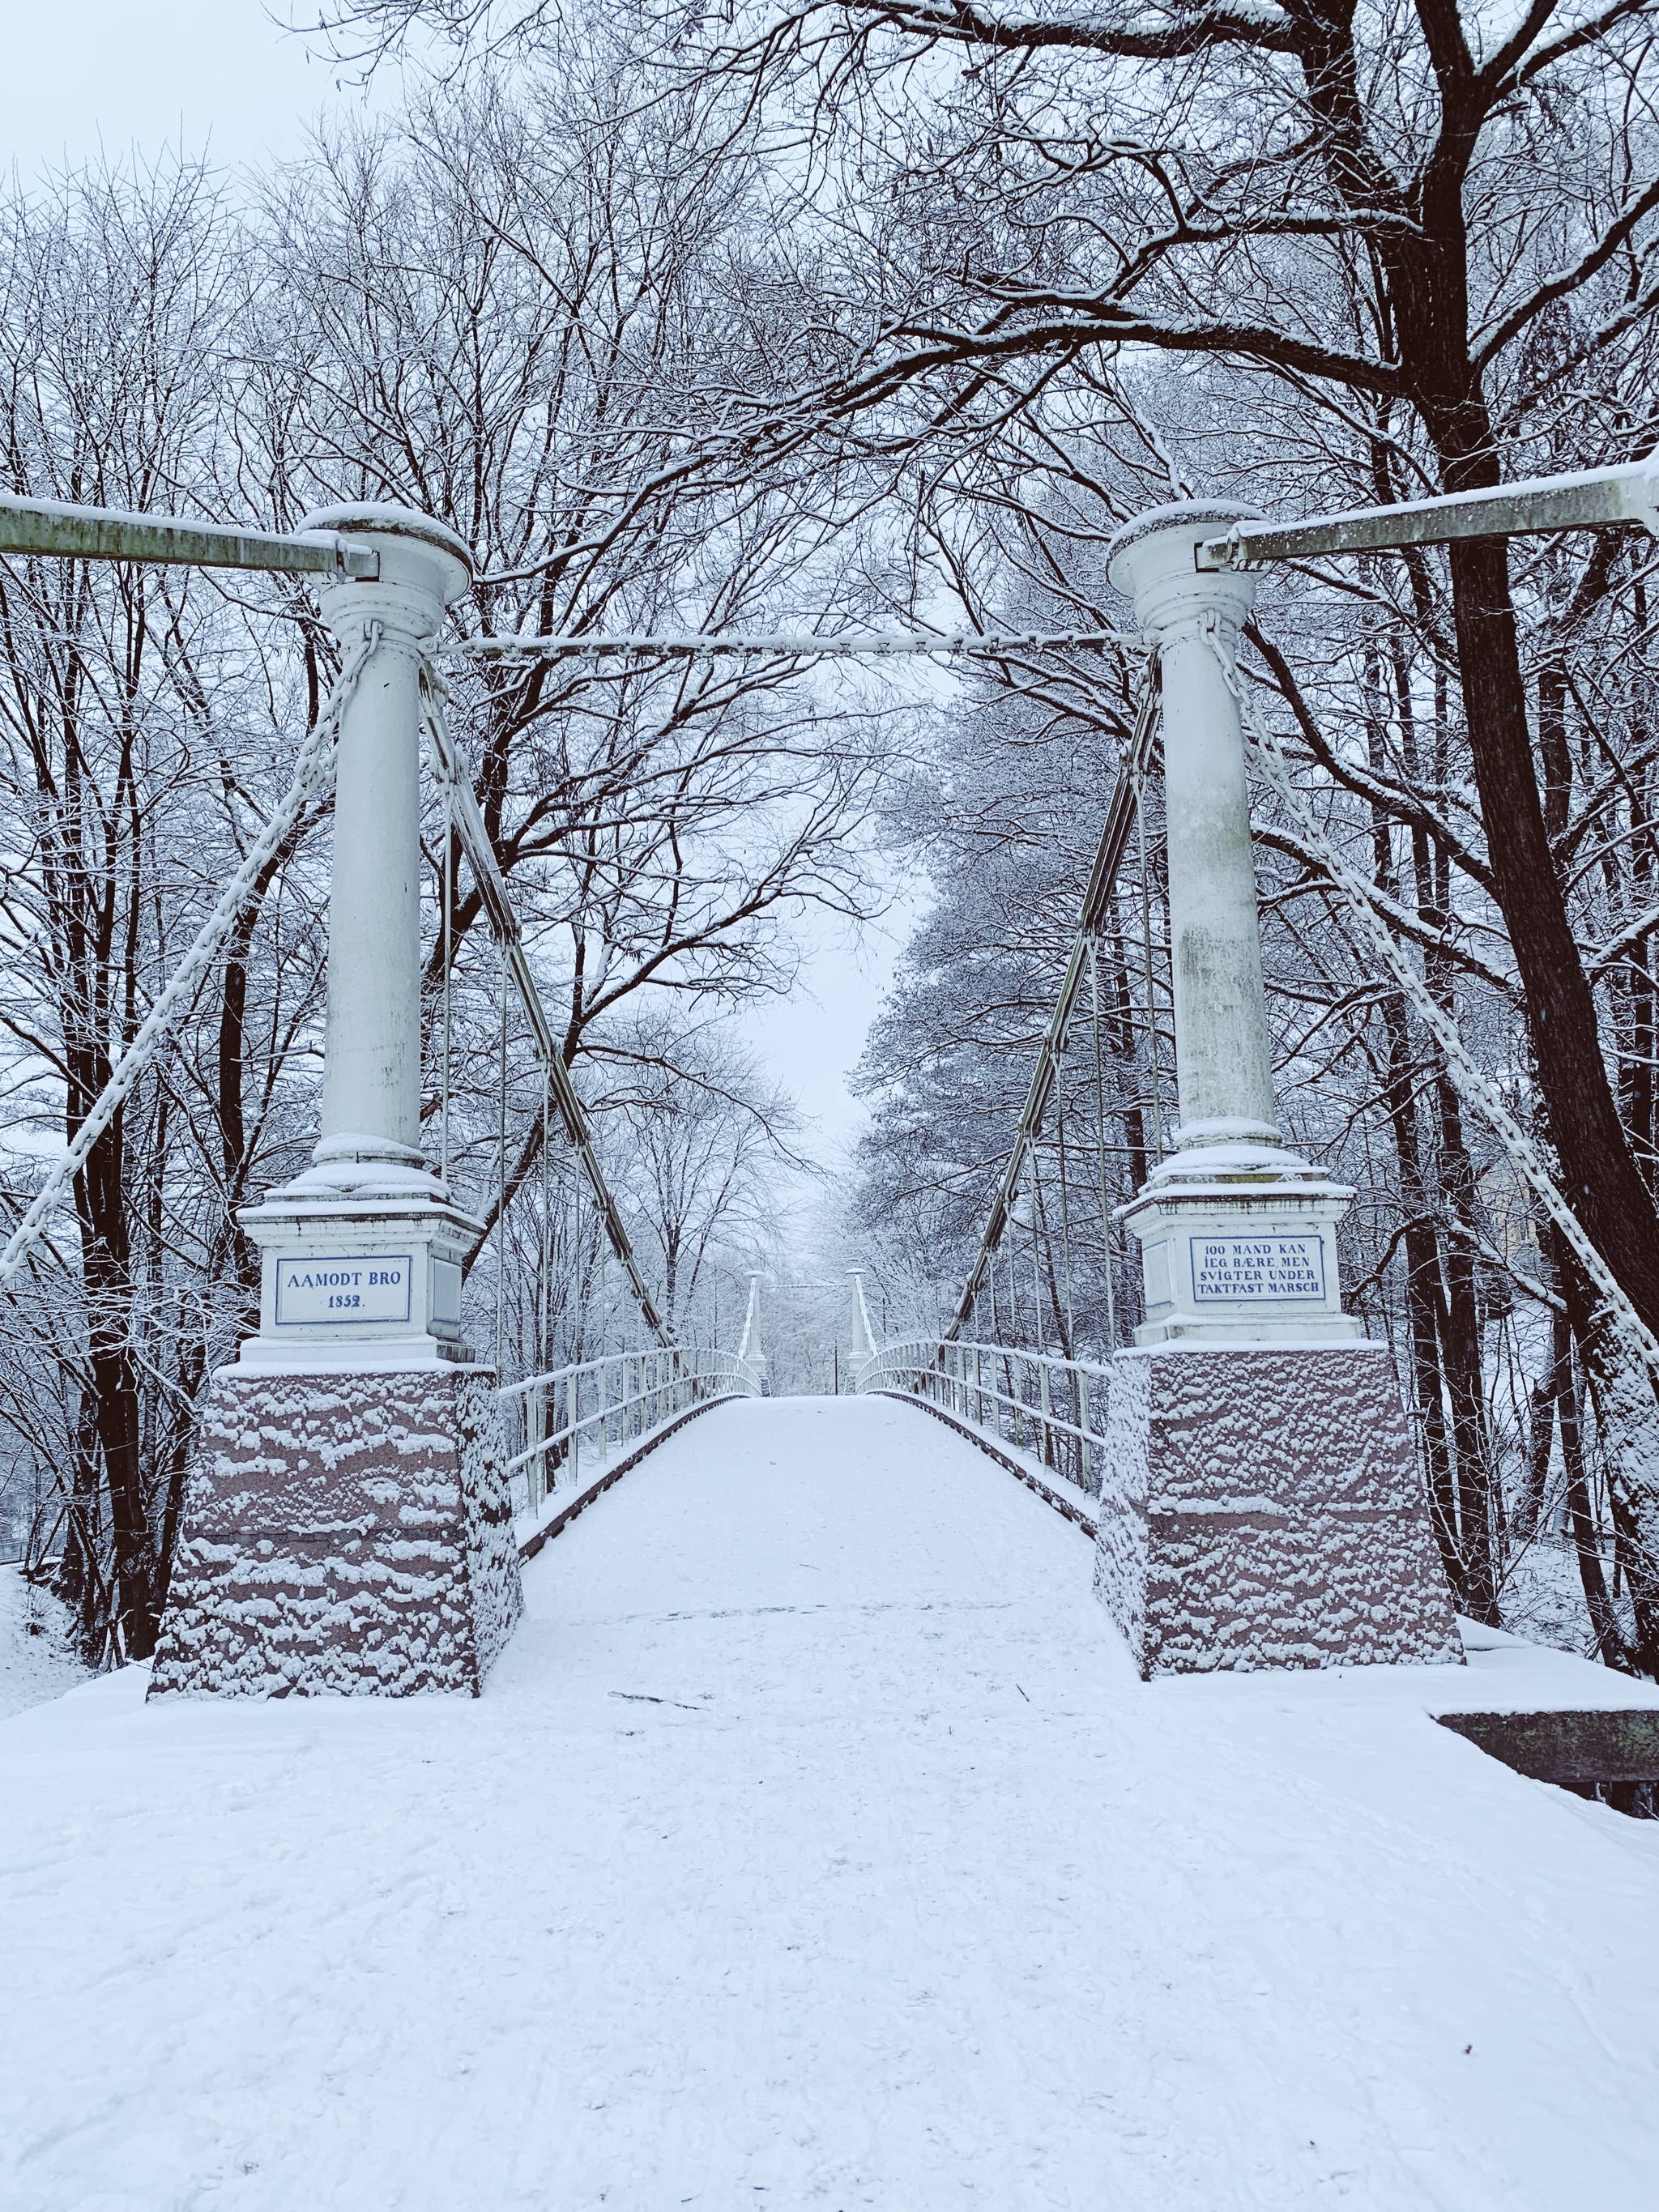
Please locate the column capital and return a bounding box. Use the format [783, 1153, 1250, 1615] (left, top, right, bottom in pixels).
[1107, 501, 1260, 646]
[299, 501, 474, 650]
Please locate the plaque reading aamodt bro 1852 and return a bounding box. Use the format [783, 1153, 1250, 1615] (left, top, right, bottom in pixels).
[1189, 1235, 1324, 1303]
[274, 1255, 414, 1325]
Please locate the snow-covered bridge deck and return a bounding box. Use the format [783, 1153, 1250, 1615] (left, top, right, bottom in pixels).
[3, 1396, 1657, 2207]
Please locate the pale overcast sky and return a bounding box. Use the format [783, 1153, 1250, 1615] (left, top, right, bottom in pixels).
[0, 1, 919, 1161]
[3, 2, 375, 185]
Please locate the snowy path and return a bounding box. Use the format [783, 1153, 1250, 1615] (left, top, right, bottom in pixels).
[2, 1395, 1657, 2209]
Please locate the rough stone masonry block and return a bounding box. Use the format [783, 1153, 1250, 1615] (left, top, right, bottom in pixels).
[1094, 1347, 1461, 1677]
[149, 1366, 523, 1698]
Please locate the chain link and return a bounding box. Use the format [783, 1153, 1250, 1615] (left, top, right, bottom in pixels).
[1207, 616, 1659, 1382]
[0, 631, 376, 1294]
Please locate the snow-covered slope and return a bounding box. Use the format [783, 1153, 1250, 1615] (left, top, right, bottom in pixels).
[0, 1561, 89, 1720]
[1, 1396, 1655, 2208]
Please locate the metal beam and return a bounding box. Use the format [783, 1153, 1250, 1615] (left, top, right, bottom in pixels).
[1196, 458, 1659, 571]
[0, 492, 380, 578]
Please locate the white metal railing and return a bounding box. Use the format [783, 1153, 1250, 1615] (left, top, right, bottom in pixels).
[857, 1336, 1110, 1500]
[497, 1344, 763, 1518]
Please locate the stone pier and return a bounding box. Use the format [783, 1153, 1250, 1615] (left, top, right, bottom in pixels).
[1096, 505, 1459, 1677]
[151, 506, 522, 1698]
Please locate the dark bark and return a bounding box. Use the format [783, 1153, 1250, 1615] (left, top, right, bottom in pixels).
[1106, 903, 1149, 1196]
[1379, 991, 1461, 1588]
[1434, 1071, 1499, 1620]
[1365, 681, 1463, 1593]
[75, 1125, 156, 1660]
[53, 1392, 104, 1660]
[1553, 1230, 1659, 1673]
[1441, 531, 1659, 1344]
[1619, 610, 1656, 1191]
[218, 845, 294, 1326]
[1337, 0, 1659, 1357]
[1555, 1250, 1628, 1664]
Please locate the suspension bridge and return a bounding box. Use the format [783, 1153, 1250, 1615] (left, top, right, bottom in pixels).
[2, 473, 1659, 2202]
[2, 475, 1658, 1710]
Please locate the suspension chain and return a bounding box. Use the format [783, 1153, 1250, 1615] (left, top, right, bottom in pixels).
[0, 630, 377, 1294]
[1208, 617, 1659, 1381]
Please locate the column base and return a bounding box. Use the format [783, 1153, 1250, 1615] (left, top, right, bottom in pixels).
[1122, 1142, 1365, 1345]
[235, 1152, 481, 1370]
[1094, 1345, 1461, 1677]
[148, 1363, 523, 1698]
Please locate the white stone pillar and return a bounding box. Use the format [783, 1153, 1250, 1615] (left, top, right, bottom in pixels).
[1109, 504, 1277, 1149]
[309, 506, 472, 1171]
[1087, 505, 1459, 1681]
[154, 505, 525, 1700]
[236, 504, 488, 1371]
[1107, 503, 1361, 1346]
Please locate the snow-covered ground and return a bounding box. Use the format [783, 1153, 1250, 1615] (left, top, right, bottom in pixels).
[2, 1395, 1656, 2209]
[0, 1560, 89, 1720]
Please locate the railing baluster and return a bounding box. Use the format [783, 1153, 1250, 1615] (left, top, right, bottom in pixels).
[495, 1340, 762, 1521]
[855, 1335, 1112, 1504]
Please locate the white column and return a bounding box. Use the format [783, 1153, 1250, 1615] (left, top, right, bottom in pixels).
[1107, 502, 1277, 1150]
[236, 505, 484, 1371]
[305, 505, 474, 1171]
[1107, 502, 1362, 1345]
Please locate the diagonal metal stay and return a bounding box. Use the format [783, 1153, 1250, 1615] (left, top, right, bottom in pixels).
[0, 484, 679, 1349]
[418, 664, 672, 1347]
[943, 667, 1161, 1345]
[1196, 457, 1659, 571]
[0, 637, 376, 1294]
[0, 491, 381, 578]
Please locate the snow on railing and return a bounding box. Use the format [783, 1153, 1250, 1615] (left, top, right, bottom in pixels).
[497, 1344, 763, 1517]
[857, 1335, 1110, 1502]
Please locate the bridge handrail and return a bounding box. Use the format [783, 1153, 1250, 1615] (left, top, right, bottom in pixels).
[497, 1345, 763, 1513]
[857, 1335, 1110, 1498]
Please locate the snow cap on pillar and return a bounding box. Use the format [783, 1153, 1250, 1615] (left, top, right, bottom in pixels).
[1107, 500, 1261, 643]
[296, 501, 476, 609]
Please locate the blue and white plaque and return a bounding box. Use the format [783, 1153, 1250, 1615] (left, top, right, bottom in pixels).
[1189, 1235, 1324, 1304]
[275, 1254, 415, 1326]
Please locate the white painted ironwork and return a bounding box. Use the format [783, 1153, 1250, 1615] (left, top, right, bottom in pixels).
[0, 632, 375, 1294]
[0, 490, 381, 577]
[858, 1334, 1108, 1500]
[231, 508, 486, 1373]
[848, 1268, 876, 1357]
[736, 1272, 761, 1363]
[1196, 457, 1659, 571]
[417, 662, 672, 1344]
[499, 1343, 764, 1515]
[945, 666, 1161, 1340]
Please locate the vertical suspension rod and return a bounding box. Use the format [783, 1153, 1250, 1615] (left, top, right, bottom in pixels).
[419, 666, 672, 1344]
[943, 662, 1159, 1343]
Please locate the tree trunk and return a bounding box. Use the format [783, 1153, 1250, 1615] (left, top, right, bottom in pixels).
[70, 1101, 156, 1660]
[1379, 991, 1461, 1591]
[1555, 1232, 1659, 1674]
[1413, 400, 1659, 1341]
[1434, 1069, 1499, 1622]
